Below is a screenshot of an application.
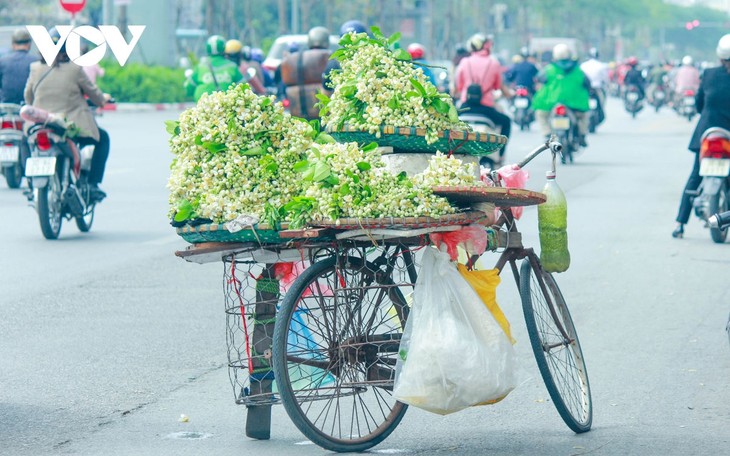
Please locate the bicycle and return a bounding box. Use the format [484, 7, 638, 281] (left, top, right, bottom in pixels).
[271, 140, 593, 452]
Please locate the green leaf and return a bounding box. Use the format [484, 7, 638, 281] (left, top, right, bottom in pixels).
[293, 160, 310, 173]
[339, 34, 352, 46]
[264, 161, 278, 173]
[164, 120, 180, 136]
[314, 93, 330, 105]
[174, 199, 194, 222]
[324, 175, 339, 186]
[242, 145, 264, 156]
[387, 95, 399, 110]
[431, 97, 450, 114]
[202, 141, 226, 154]
[312, 161, 331, 182]
[410, 78, 427, 96]
[375, 71, 388, 78]
[260, 97, 272, 107]
[405, 91, 420, 99]
[340, 83, 357, 98]
[339, 183, 351, 195]
[315, 133, 336, 144]
[448, 105, 460, 123]
[356, 161, 372, 171]
[193, 134, 203, 146]
[371, 26, 385, 41]
[387, 32, 402, 47]
[362, 142, 378, 152]
[329, 48, 344, 61]
[394, 48, 412, 61]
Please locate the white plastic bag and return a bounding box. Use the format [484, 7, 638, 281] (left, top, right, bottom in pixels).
[393, 247, 518, 415]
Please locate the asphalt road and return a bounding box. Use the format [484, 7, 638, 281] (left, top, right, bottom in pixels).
[0, 98, 728, 456]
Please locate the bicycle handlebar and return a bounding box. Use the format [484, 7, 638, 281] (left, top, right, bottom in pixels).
[709, 210, 730, 230]
[516, 138, 563, 169]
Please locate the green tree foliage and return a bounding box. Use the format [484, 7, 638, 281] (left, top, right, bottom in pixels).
[97, 63, 187, 103]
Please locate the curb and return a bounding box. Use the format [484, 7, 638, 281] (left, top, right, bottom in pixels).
[101, 103, 194, 112]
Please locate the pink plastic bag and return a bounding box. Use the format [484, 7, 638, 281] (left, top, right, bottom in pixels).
[497, 164, 529, 219]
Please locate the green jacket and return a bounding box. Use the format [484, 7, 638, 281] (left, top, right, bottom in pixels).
[185, 55, 243, 101]
[532, 61, 590, 112]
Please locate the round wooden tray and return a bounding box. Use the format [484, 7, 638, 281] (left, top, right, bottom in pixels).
[432, 185, 546, 207]
[327, 124, 507, 155]
[310, 210, 486, 230]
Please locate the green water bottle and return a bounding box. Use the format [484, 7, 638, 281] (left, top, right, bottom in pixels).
[538, 171, 570, 273]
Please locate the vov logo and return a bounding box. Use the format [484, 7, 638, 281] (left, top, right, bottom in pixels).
[27, 25, 145, 67]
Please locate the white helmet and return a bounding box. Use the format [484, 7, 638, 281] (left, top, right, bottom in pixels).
[717, 34, 730, 60]
[682, 55, 693, 66]
[467, 33, 488, 53]
[552, 43, 571, 61]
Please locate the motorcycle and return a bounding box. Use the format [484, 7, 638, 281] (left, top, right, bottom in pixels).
[623, 85, 644, 119]
[675, 89, 697, 122]
[587, 89, 602, 133]
[21, 105, 101, 240]
[459, 112, 502, 170]
[511, 86, 533, 131]
[548, 103, 580, 164]
[0, 103, 26, 189]
[648, 85, 667, 113]
[691, 127, 730, 244]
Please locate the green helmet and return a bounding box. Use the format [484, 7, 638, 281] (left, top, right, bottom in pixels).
[206, 35, 226, 56]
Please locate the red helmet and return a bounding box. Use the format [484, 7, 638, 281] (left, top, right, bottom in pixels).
[627, 56, 638, 66]
[407, 43, 425, 60]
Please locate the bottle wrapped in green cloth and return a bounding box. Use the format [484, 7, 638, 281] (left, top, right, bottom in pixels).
[538, 171, 570, 273]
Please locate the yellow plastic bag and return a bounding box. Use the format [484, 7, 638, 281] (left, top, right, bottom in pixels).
[456, 264, 515, 345]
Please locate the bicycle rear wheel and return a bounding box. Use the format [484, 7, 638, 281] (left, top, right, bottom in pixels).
[272, 255, 409, 452]
[519, 257, 592, 433]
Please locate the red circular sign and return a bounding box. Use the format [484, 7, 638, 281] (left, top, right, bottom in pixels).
[59, 0, 87, 14]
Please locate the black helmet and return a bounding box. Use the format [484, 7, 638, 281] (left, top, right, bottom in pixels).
[340, 20, 367, 36]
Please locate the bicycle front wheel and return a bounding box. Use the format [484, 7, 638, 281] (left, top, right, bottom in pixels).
[272, 255, 409, 453]
[519, 257, 592, 433]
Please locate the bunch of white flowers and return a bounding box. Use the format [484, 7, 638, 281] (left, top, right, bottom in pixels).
[288, 142, 456, 225]
[321, 30, 466, 144]
[167, 83, 314, 223]
[413, 152, 481, 187]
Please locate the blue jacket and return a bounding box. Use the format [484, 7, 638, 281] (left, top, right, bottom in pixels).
[0, 50, 38, 104]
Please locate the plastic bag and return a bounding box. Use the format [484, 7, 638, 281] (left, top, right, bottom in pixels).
[393, 247, 518, 415]
[497, 164, 529, 219]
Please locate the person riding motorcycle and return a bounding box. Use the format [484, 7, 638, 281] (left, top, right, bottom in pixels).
[23, 27, 111, 202]
[407, 43, 437, 86]
[532, 43, 590, 147]
[672, 55, 700, 106]
[646, 60, 670, 104]
[455, 33, 512, 162]
[623, 57, 645, 101]
[185, 35, 243, 102]
[280, 26, 333, 120]
[504, 47, 538, 95]
[580, 47, 609, 125]
[672, 34, 730, 239]
[224, 39, 266, 95]
[0, 28, 39, 104]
